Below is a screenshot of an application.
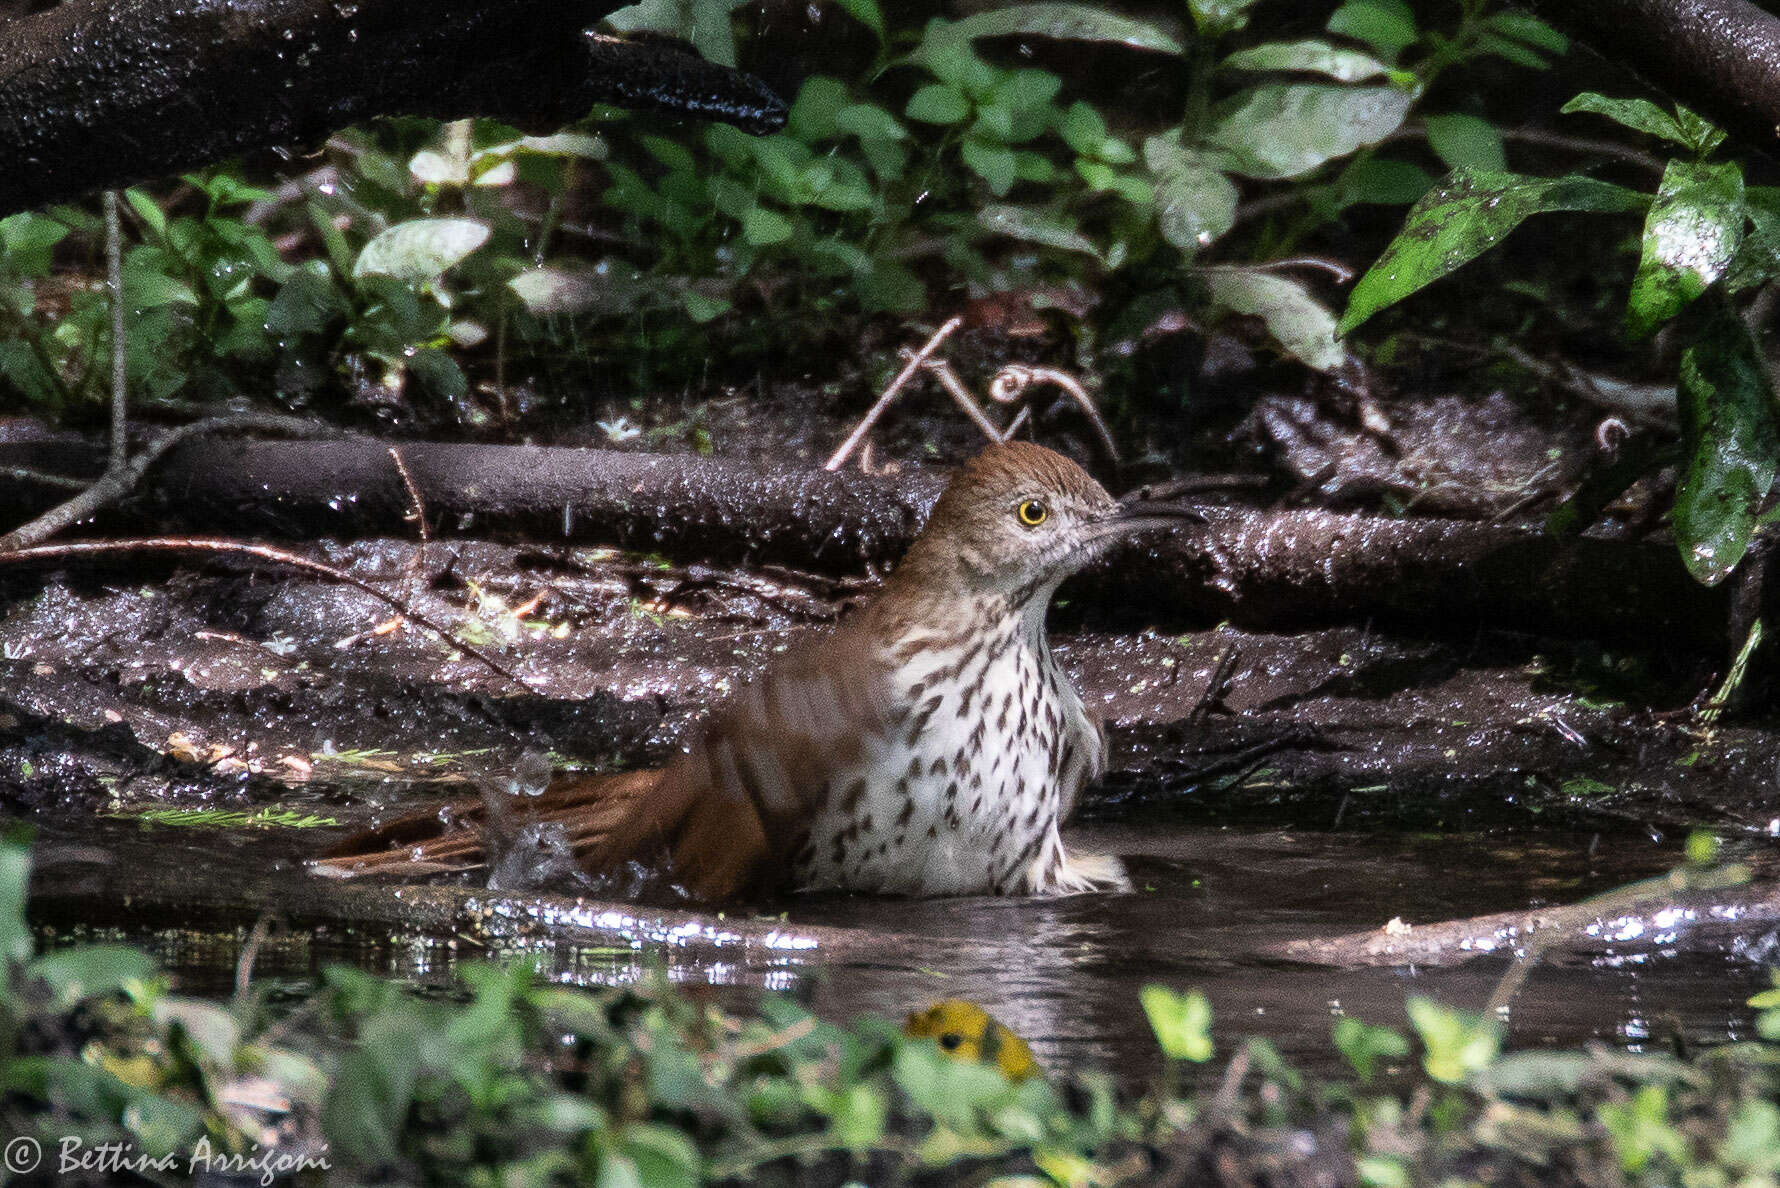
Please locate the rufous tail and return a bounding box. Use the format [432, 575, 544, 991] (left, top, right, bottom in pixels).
[312, 762, 774, 900]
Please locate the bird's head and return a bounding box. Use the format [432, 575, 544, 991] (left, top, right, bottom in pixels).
[895, 442, 1199, 606]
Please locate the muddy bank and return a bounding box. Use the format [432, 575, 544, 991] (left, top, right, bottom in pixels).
[0, 537, 1772, 838]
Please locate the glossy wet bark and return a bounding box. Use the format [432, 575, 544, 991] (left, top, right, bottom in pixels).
[0, 0, 783, 214]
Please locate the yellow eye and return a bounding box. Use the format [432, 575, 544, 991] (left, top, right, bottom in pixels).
[1016, 499, 1048, 527]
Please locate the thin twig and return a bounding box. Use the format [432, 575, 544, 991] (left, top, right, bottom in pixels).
[1219, 256, 1356, 284]
[919, 357, 1010, 442]
[0, 535, 535, 692]
[989, 365, 1120, 462]
[389, 446, 431, 546]
[0, 413, 326, 553]
[103, 191, 128, 474]
[825, 317, 963, 471]
[1, 467, 88, 491]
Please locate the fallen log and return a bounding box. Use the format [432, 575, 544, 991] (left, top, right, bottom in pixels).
[0, 0, 783, 215]
[1531, 0, 1780, 155]
[0, 433, 1731, 646]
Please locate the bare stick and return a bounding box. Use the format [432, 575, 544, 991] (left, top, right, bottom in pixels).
[824, 316, 962, 471]
[0, 413, 324, 553]
[103, 190, 128, 473]
[389, 446, 431, 545]
[988, 365, 1120, 462]
[919, 357, 1010, 443]
[0, 535, 535, 692]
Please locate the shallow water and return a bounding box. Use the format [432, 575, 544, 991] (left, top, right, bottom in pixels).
[26, 808, 1771, 1083]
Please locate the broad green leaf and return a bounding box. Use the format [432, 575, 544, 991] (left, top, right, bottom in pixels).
[122, 189, 168, 238]
[1406, 997, 1498, 1084]
[789, 76, 851, 141]
[931, 4, 1184, 56]
[1189, 0, 1261, 37]
[976, 204, 1101, 259]
[1626, 159, 1744, 339]
[352, 218, 490, 284]
[1143, 135, 1237, 249]
[831, 0, 884, 40]
[1336, 157, 1433, 206]
[1208, 83, 1414, 180]
[962, 137, 1019, 195]
[1562, 93, 1724, 155]
[1340, 169, 1645, 334]
[835, 103, 906, 142]
[1140, 985, 1214, 1062]
[1674, 300, 1779, 585]
[1327, 0, 1417, 60]
[1424, 112, 1505, 172]
[1486, 10, 1568, 54]
[741, 206, 794, 246]
[0, 211, 70, 275]
[906, 84, 971, 125]
[1204, 267, 1346, 371]
[1332, 1017, 1410, 1080]
[1222, 39, 1392, 83]
[1727, 186, 1780, 293]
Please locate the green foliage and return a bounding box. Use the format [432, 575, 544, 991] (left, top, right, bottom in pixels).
[0, 1, 1570, 421]
[1345, 91, 1780, 587]
[8, 829, 1780, 1184]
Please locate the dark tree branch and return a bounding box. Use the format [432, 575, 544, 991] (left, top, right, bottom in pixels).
[1528, 0, 1780, 153]
[0, 0, 784, 215]
[0, 414, 329, 552]
[0, 434, 1727, 648]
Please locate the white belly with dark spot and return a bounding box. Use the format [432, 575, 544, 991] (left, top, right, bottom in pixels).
[791, 623, 1100, 896]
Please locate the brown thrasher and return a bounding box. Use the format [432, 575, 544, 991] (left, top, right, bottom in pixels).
[316, 442, 1198, 898]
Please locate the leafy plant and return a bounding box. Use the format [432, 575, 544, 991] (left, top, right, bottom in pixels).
[1343, 92, 1780, 586]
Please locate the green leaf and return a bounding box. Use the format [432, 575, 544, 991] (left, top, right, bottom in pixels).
[1340, 169, 1645, 334]
[906, 84, 971, 125]
[933, 4, 1184, 55]
[1673, 299, 1779, 585]
[1141, 985, 1214, 1061]
[962, 138, 1019, 195]
[0, 826, 31, 965]
[1476, 33, 1551, 70]
[1189, 0, 1261, 38]
[1406, 997, 1498, 1084]
[831, 0, 884, 40]
[1144, 136, 1236, 250]
[27, 946, 158, 1011]
[1424, 112, 1506, 172]
[352, 218, 490, 285]
[1221, 39, 1392, 83]
[1332, 1018, 1410, 1080]
[789, 76, 851, 141]
[1204, 267, 1346, 371]
[835, 103, 906, 142]
[1336, 157, 1433, 206]
[268, 261, 348, 337]
[1208, 83, 1414, 180]
[976, 204, 1100, 258]
[0, 212, 70, 275]
[1562, 93, 1724, 155]
[741, 206, 794, 245]
[1326, 0, 1417, 60]
[122, 189, 168, 238]
[1486, 10, 1568, 54]
[1626, 159, 1744, 339]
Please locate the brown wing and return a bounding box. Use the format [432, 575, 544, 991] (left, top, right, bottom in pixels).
[314, 617, 896, 899]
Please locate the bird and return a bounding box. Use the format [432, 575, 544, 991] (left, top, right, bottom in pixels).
[315, 441, 1199, 899]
